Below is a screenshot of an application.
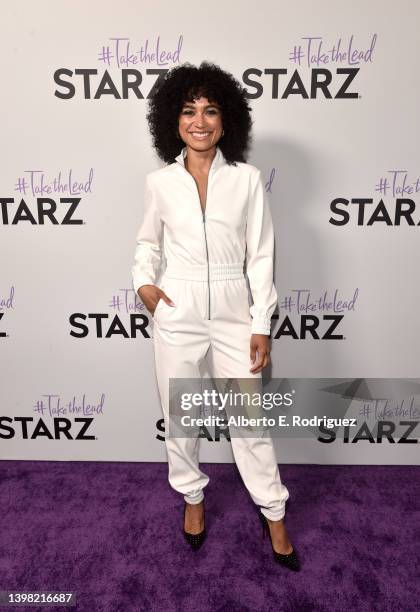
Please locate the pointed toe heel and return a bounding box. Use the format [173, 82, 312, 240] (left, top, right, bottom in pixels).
[258, 510, 300, 572]
[183, 501, 206, 551]
[183, 528, 207, 550]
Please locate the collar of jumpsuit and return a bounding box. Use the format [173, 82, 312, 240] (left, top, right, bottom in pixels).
[174, 145, 226, 174]
[131, 143, 278, 335]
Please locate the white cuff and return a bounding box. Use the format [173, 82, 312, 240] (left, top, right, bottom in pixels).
[132, 273, 156, 295]
[251, 316, 272, 335]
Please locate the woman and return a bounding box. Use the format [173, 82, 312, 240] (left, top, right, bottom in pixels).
[131, 62, 299, 571]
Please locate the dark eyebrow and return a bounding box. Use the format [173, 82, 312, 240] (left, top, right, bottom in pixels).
[182, 102, 221, 109]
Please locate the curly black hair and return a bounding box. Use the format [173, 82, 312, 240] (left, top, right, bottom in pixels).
[146, 61, 253, 166]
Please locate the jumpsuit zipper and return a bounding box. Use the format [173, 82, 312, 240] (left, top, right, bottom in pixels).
[202, 210, 210, 320]
[176, 159, 214, 320]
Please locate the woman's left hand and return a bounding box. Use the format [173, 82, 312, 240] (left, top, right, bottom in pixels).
[249, 334, 271, 373]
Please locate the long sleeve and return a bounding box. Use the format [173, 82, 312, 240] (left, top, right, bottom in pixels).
[131, 173, 163, 295]
[245, 169, 278, 335]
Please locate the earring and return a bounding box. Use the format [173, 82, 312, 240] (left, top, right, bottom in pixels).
[222, 129, 225, 136]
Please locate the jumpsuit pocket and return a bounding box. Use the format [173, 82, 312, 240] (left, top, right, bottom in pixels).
[151, 281, 165, 320]
[152, 279, 179, 324]
[152, 280, 175, 321]
[152, 297, 163, 319]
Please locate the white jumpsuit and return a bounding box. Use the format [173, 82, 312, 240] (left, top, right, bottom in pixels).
[131, 145, 290, 521]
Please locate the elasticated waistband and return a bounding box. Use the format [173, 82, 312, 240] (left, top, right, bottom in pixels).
[164, 262, 245, 281]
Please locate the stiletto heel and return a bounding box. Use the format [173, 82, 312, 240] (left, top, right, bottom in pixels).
[258, 510, 300, 571]
[260, 512, 266, 539]
[183, 501, 206, 550]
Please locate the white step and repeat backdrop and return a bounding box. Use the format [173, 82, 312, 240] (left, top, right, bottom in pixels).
[1, 1, 419, 464]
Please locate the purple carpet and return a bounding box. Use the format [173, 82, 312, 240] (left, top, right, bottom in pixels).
[1, 461, 419, 611]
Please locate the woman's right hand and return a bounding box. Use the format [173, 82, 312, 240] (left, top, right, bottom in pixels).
[137, 285, 175, 316]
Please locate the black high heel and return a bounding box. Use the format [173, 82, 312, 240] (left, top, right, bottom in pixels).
[183, 501, 206, 550]
[258, 510, 300, 571]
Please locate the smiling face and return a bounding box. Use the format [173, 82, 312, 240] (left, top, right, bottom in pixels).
[178, 95, 223, 152]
